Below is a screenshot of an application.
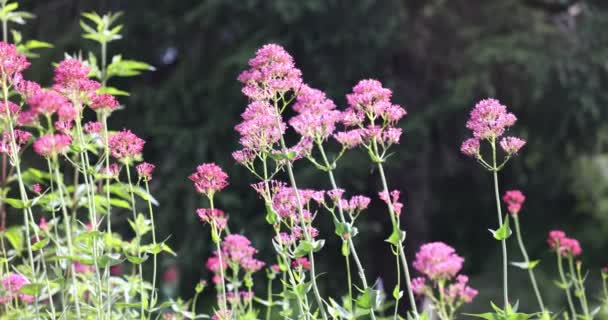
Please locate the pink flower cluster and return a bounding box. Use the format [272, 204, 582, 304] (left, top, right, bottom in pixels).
[33, 133, 72, 157]
[335, 79, 406, 149]
[189, 163, 229, 196]
[378, 190, 404, 216]
[502, 189, 526, 215]
[237, 43, 302, 100]
[412, 243, 477, 305]
[289, 85, 341, 141]
[108, 129, 145, 161]
[292, 257, 312, 270]
[461, 98, 525, 157]
[136, 162, 155, 181]
[0, 129, 32, 155]
[196, 208, 228, 231]
[234, 101, 285, 155]
[90, 93, 119, 113]
[53, 58, 100, 98]
[271, 186, 324, 220]
[206, 234, 265, 275]
[413, 242, 464, 280]
[547, 230, 582, 257]
[0, 42, 30, 81]
[1, 273, 34, 304]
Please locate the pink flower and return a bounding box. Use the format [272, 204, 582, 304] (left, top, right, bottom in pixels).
[100, 163, 120, 178]
[346, 195, 371, 212]
[73, 261, 94, 274]
[38, 217, 48, 231]
[110, 264, 124, 276]
[292, 257, 312, 270]
[54, 120, 73, 134]
[136, 162, 155, 181]
[196, 208, 228, 230]
[232, 149, 256, 165]
[503, 190, 525, 215]
[33, 134, 72, 157]
[334, 130, 364, 149]
[84, 121, 103, 134]
[0, 42, 30, 80]
[0, 129, 32, 155]
[460, 138, 480, 157]
[413, 242, 464, 280]
[274, 232, 295, 246]
[14, 75, 41, 99]
[379, 190, 404, 216]
[547, 230, 582, 257]
[2, 273, 34, 303]
[205, 254, 227, 273]
[90, 93, 119, 112]
[465, 98, 517, 140]
[234, 101, 285, 152]
[446, 275, 478, 303]
[163, 265, 179, 283]
[411, 277, 427, 295]
[241, 257, 265, 273]
[237, 43, 302, 100]
[27, 89, 70, 116]
[108, 129, 145, 161]
[547, 230, 566, 250]
[17, 110, 38, 126]
[32, 184, 42, 194]
[53, 58, 100, 97]
[270, 264, 281, 273]
[221, 234, 257, 265]
[189, 163, 229, 196]
[289, 84, 341, 140]
[211, 309, 232, 320]
[500, 136, 526, 154]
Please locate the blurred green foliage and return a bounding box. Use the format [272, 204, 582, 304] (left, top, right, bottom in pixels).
[12, 0, 608, 315]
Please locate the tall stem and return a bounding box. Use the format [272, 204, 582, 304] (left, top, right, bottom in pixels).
[125, 165, 145, 319]
[52, 159, 81, 318]
[266, 277, 273, 320]
[376, 161, 419, 318]
[102, 114, 113, 318]
[209, 197, 228, 312]
[317, 142, 376, 319]
[512, 216, 545, 312]
[556, 251, 576, 318]
[144, 180, 158, 318]
[491, 139, 509, 308]
[272, 100, 326, 320]
[567, 257, 589, 318]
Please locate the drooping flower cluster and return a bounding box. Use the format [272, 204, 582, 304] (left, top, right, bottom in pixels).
[108, 129, 145, 162]
[196, 208, 228, 231]
[189, 163, 229, 197]
[502, 190, 526, 215]
[461, 98, 525, 158]
[335, 79, 406, 150]
[378, 190, 404, 216]
[547, 230, 582, 257]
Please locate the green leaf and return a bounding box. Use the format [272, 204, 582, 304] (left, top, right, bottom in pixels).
[510, 260, 540, 270]
[385, 227, 405, 246]
[356, 288, 377, 310]
[293, 240, 314, 258]
[392, 285, 403, 300]
[97, 253, 123, 268]
[4, 226, 23, 253]
[126, 253, 148, 264]
[341, 241, 349, 257]
[265, 202, 277, 225]
[464, 312, 500, 320]
[489, 215, 511, 240]
[19, 283, 43, 296]
[3, 198, 25, 209]
[97, 86, 130, 96]
[31, 238, 49, 251]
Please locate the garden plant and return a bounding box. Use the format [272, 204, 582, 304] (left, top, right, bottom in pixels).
[0, 1, 607, 320]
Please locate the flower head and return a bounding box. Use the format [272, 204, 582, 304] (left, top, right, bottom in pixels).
[90, 93, 119, 113]
[196, 208, 228, 231]
[379, 190, 404, 216]
[1, 273, 33, 303]
[33, 134, 72, 157]
[237, 43, 302, 100]
[446, 275, 478, 304]
[465, 98, 517, 140]
[189, 163, 229, 196]
[108, 129, 145, 162]
[460, 138, 480, 157]
[289, 85, 341, 140]
[136, 162, 155, 181]
[547, 230, 582, 257]
[27, 89, 70, 117]
[500, 136, 526, 154]
[53, 58, 100, 97]
[502, 190, 525, 215]
[292, 257, 312, 270]
[234, 101, 285, 152]
[84, 121, 103, 134]
[0, 42, 30, 80]
[411, 277, 427, 295]
[413, 242, 464, 280]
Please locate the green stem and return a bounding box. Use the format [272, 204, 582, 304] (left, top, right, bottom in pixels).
[491, 139, 509, 308]
[317, 142, 376, 320]
[345, 247, 353, 312]
[191, 291, 200, 316]
[567, 256, 589, 318]
[376, 161, 419, 318]
[556, 251, 576, 318]
[102, 114, 113, 318]
[209, 197, 229, 312]
[512, 216, 545, 312]
[393, 248, 401, 320]
[125, 164, 146, 319]
[266, 277, 273, 320]
[272, 99, 326, 320]
[52, 159, 81, 318]
[144, 180, 158, 317]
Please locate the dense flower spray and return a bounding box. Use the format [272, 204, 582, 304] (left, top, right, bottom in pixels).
[108, 129, 145, 162]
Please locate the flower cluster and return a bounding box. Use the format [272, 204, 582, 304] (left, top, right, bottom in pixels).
[413, 242, 464, 280]
[547, 230, 582, 257]
[108, 129, 145, 162]
[289, 84, 341, 141]
[502, 190, 526, 215]
[378, 190, 404, 216]
[189, 163, 229, 197]
[52, 58, 100, 99]
[196, 208, 228, 231]
[461, 98, 525, 158]
[1, 273, 34, 304]
[234, 101, 284, 154]
[206, 234, 265, 279]
[33, 133, 72, 158]
[136, 162, 155, 181]
[0, 42, 30, 81]
[335, 79, 406, 150]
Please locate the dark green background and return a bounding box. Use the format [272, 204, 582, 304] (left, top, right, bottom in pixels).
[15, 0, 608, 315]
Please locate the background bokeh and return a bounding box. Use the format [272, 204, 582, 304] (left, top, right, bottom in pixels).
[15, 0, 608, 315]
